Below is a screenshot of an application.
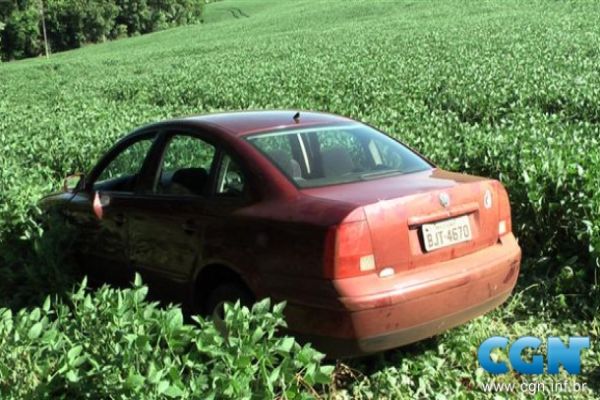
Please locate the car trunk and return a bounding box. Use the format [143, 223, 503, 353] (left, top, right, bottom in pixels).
[303, 168, 501, 275]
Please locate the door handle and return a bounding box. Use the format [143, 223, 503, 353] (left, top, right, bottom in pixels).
[114, 213, 125, 226]
[182, 220, 198, 234]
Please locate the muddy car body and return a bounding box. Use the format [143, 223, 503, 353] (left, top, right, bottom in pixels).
[41, 111, 521, 357]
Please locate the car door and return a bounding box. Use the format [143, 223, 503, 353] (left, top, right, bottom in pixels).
[128, 131, 218, 303]
[67, 132, 158, 287]
[200, 151, 258, 275]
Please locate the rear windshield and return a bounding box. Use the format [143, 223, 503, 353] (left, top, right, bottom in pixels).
[246, 124, 432, 188]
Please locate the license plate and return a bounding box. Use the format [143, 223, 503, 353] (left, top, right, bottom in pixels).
[422, 215, 472, 252]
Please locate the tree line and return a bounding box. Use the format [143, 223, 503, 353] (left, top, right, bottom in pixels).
[0, 0, 205, 61]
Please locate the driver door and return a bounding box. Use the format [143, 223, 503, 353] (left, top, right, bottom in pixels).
[68, 132, 158, 287]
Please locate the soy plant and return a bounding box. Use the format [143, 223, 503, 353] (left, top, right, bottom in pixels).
[0, 276, 333, 399]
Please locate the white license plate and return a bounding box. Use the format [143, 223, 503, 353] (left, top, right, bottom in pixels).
[422, 215, 472, 252]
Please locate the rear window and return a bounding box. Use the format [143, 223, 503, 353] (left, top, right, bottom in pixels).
[247, 124, 431, 188]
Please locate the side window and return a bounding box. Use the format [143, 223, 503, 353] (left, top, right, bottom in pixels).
[93, 136, 155, 192]
[216, 154, 246, 196]
[155, 134, 216, 196]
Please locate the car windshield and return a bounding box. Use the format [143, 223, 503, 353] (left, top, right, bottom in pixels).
[246, 124, 432, 188]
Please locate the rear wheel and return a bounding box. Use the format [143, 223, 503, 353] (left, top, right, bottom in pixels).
[204, 282, 254, 334]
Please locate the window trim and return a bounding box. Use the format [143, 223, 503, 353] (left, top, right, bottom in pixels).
[148, 131, 218, 198]
[208, 148, 253, 203]
[123, 127, 255, 204]
[86, 130, 159, 194]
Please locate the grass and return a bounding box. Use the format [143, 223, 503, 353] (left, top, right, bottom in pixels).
[1, 0, 599, 398]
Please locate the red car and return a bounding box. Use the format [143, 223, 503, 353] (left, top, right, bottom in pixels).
[41, 111, 521, 357]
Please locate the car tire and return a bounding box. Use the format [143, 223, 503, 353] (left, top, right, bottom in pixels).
[204, 282, 254, 334]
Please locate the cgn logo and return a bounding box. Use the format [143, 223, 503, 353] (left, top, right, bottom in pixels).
[478, 336, 590, 375]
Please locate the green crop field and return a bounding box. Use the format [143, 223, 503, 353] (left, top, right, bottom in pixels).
[1, 0, 599, 398]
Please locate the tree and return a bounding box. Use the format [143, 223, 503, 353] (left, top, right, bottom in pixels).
[2, 3, 42, 60]
[0, 22, 5, 59]
[0, 0, 204, 60]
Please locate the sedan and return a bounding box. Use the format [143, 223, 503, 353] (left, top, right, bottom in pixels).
[41, 110, 521, 357]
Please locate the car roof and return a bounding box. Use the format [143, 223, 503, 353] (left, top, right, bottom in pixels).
[181, 110, 355, 137]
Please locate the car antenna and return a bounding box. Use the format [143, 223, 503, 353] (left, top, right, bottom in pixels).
[293, 112, 300, 123]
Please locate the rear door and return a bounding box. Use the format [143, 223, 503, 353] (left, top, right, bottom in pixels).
[200, 151, 257, 275]
[128, 131, 217, 302]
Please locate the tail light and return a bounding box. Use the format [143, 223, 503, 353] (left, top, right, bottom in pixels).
[495, 182, 512, 236]
[323, 208, 376, 279]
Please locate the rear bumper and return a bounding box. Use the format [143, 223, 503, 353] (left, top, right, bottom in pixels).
[293, 290, 511, 358]
[285, 234, 521, 358]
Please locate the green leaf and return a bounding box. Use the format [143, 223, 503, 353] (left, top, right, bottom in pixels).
[147, 363, 161, 384]
[304, 363, 316, 385]
[66, 370, 79, 383]
[72, 356, 87, 368]
[268, 365, 281, 385]
[41, 327, 58, 343]
[272, 301, 287, 315]
[125, 373, 145, 390]
[251, 327, 264, 343]
[168, 310, 183, 331]
[28, 322, 43, 340]
[276, 336, 295, 353]
[157, 380, 170, 394]
[252, 298, 271, 314]
[134, 273, 143, 287]
[314, 365, 334, 385]
[30, 308, 40, 321]
[68, 345, 83, 362]
[42, 296, 51, 312]
[164, 384, 185, 398]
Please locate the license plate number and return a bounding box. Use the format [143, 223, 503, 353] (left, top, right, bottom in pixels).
[422, 215, 472, 252]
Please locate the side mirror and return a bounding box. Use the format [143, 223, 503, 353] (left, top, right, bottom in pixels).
[63, 173, 85, 192]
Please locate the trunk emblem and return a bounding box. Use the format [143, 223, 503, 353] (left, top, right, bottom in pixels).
[439, 192, 450, 208]
[484, 189, 493, 209]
